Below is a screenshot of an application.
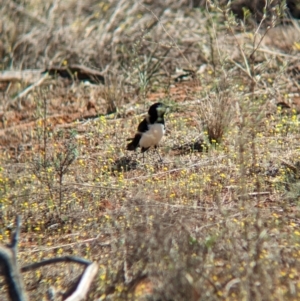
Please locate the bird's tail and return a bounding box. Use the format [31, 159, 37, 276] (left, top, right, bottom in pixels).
[126, 134, 141, 151]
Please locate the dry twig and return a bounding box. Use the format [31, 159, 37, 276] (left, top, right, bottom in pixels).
[0, 217, 99, 301]
[0, 216, 27, 301]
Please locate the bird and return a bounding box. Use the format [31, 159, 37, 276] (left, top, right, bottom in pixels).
[127, 102, 166, 161]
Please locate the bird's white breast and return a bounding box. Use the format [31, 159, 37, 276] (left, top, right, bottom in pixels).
[139, 123, 165, 149]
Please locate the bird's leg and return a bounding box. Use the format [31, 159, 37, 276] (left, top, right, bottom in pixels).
[141, 147, 149, 164]
[154, 146, 163, 162]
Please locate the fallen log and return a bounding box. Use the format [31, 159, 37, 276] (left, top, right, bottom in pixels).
[0, 65, 105, 85]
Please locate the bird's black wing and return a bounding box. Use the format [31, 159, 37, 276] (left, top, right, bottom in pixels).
[137, 118, 149, 133]
[127, 133, 142, 150]
[126, 118, 148, 151]
[126, 118, 149, 151]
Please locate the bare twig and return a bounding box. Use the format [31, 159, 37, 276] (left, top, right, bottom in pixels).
[0, 69, 44, 83]
[9, 216, 21, 254]
[1, 217, 99, 300]
[248, 192, 271, 196]
[250, 47, 298, 58]
[125, 155, 227, 181]
[21, 235, 111, 254]
[64, 262, 98, 301]
[13, 74, 49, 101]
[64, 182, 122, 190]
[0, 247, 28, 301]
[0, 216, 28, 301]
[21, 256, 92, 273]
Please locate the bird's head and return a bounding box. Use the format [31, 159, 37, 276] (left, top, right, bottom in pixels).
[148, 102, 166, 118]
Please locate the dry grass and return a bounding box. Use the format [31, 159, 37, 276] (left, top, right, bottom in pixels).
[1, 1, 300, 301]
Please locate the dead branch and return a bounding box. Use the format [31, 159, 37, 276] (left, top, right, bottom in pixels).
[44, 64, 105, 84]
[0, 216, 28, 301]
[9, 216, 21, 253]
[64, 262, 98, 301]
[0, 65, 105, 86]
[0, 217, 99, 301]
[21, 256, 92, 273]
[0, 247, 28, 301]
[13, 74, 49, 101]
[22, 256, 98, 301]
[0, 70, 43, 84]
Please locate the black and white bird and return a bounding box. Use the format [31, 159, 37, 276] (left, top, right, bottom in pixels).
[127, 102, 166, 161]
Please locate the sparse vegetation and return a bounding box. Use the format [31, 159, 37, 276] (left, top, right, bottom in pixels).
[1, 0, 300, 300]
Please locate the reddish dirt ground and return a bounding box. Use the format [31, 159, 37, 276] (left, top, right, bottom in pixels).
[0, 77, 202, 149]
